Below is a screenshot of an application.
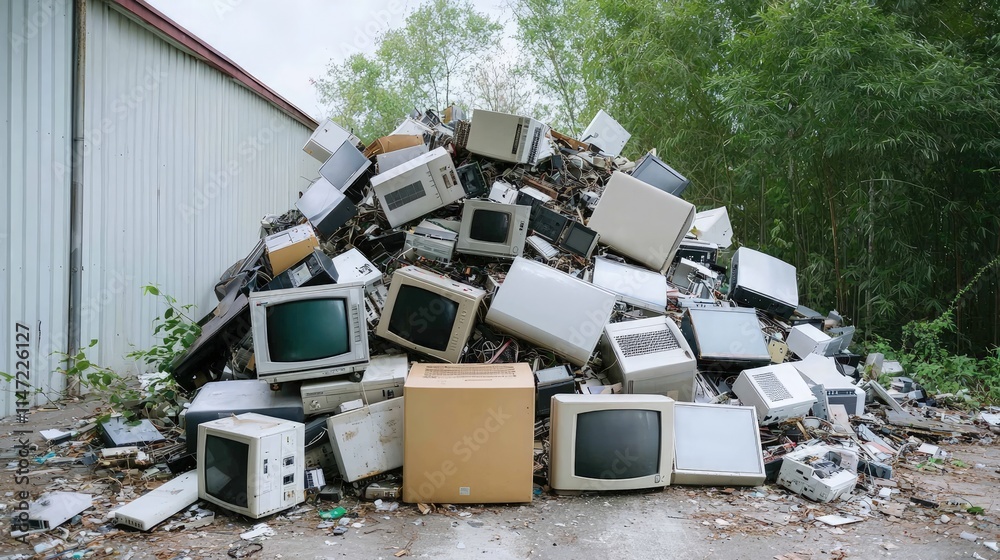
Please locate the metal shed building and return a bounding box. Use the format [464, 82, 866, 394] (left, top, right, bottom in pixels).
[1, 0, 319, 418]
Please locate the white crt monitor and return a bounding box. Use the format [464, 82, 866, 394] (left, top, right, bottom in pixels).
[197, 413, 305, 519]
[579, 109, 630, 157]
[587, 171, 695, 273]
[466, 109, 548, 165]
[456, 200, 529, 259]
[375, 266, 485, 363]
[549, 394, 674, 493]
[486, 257, 617, 366]
[303, 118, 357, 162]
[691, 207, 733, 248]
[590, 256, 668, 312]
[250, 283, 370, 384]
[371, 147, 465, 228]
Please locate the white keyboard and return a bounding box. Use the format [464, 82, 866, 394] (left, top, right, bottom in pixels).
[527, 235, 559, 260]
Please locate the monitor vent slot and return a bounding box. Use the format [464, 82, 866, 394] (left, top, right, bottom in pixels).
[384, 180, 426, 211]
[454, 120, 470, 148]
[527, 125, 542, 163]
[614, 327, 680, 357]
[423, 365, 517, 378]
[751, 371, 793, 402]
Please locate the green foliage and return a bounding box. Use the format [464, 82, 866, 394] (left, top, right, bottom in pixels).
[314, 0, 502, 141]
[126, 284, 201, 375]
[55, 339, 142, 418]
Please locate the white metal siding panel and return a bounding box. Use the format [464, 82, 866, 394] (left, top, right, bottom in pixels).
[0, 0, 74, 418]
[80, 1, 316, 372]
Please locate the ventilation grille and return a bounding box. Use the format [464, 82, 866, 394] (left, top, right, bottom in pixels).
[423, 365, 517, 378]
[454, 120, 470, 148]
[751, 371, 793, 402]
[527, 125, 542, 163]
[614, 327, 680, 357]
[384, 180, 426, 211]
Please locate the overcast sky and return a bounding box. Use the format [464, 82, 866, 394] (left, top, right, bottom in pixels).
[146, 0, 512, 119]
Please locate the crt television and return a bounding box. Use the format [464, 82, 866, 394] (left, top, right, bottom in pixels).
[549, 394, 675, 494]
[630, 153, 690, 197]
[375, 266, 486, 363]
[456, 199, 529, 259]
[250, 283, 370, 384]
[197, 413, 305, 519]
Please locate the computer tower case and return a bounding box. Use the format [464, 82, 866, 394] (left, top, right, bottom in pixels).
[265, 249, 338, 291]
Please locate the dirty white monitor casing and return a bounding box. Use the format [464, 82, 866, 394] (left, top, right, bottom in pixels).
[732, 363, 817, 424]
[466, 109, 549, 165]
[792, 354, 866, 415]
[331, 248, 383, 292]
[776, 444, 858, 503]
[671, 403, 766, 486]
[601, 316, 697, 401]
[295, 177, 358, 237]
[114, 471, 198, 531]
[729, 247, 799, 319]
[456, 200, 530, 259]
[579, 109, 631, 157]
[377, 143, 429, 174]
[590, 256, 668, 313]
[371, 147, 465, 228]
[300, 354, 408, 415]
[197, 413, 305, 519]
[588, 171, 695, 273]
[303, 118, 358, 162]
[691, 207, 733, 249]
[22, 492, 92, 531]
[486, 257, 617, 366]
[670, 258, 718, 292]
[786, 324, 834, 358]
[326, 397, 404, 482]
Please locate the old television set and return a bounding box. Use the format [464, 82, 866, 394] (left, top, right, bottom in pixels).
[371, 147, 465, 228]
[296, 177, 359, 237]
[456, 200, 529, 259]
[375, 266, 486, 363]
[317, 134, 372, 195]
[557, 220, 600, 259]
[303, 118, 360, 163]
[588, 171, 695, 273]
[680, 306, 771, 371]
[486, 257, 617, 366]
[549, 394, 674, 494]
[601, 316, 697, 401]
[630, 153, 690, 197]
[730, 247, 799, 320]
[579, 110, 630, 157]
[197, 413, 305, 519]
[466, 109, 548, 165]
[590, 256, 667, 313]
[250, 283, 370, 384]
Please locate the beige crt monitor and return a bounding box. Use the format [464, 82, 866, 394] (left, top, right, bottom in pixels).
[375, 266, 485, 363]
[549, 394, 675, 494]
[587, 171, 695, 273]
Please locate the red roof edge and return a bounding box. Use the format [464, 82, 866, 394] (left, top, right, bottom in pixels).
[108, 0, 319, 130]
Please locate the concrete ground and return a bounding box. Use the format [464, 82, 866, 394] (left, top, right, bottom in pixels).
[2, 396, 999, 559]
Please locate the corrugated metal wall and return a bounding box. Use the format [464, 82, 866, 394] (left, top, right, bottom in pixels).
[79, 1, 317, 372]
[0, 0, 74, 417]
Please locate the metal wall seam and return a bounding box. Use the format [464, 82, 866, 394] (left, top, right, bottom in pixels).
[0, 0, 74, 418]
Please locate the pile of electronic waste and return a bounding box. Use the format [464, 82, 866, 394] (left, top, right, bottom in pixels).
[19, 106, 995, 539]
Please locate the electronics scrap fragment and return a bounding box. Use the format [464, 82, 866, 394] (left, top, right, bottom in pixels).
[24, 106, 987, 544]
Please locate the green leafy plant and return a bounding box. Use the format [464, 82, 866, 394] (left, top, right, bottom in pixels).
[56, 339, 141, 420]
[126, 284, 201, 374]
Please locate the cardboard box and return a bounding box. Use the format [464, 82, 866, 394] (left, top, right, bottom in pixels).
[403, 363, 534, 504]
[264, 224, 319, 276]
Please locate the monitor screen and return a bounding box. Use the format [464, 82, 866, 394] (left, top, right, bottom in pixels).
[574, 410, 660, 479]
[561, 223, 597, 257]
[633, 157, 688, 197]
[266, 299, 349, 362]
[320, 142, 369, 189]
[204, 434, 250, 508]
[470, 209, 510, 243]
[387, 284, 459, 352]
